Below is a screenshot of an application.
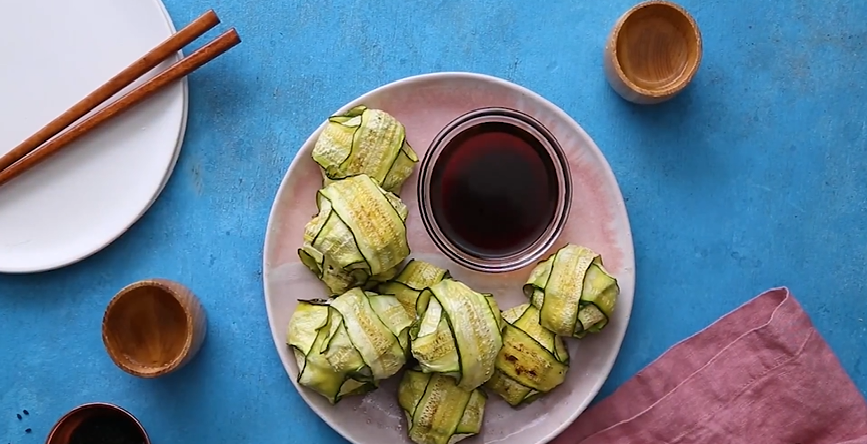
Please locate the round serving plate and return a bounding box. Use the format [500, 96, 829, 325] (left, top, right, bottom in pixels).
[263, 72, 635, 444]
[0, 0, 187, 273]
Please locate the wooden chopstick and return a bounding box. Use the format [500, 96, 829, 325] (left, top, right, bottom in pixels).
[0, 28, 241, 189]
[0, 10, 220, 173]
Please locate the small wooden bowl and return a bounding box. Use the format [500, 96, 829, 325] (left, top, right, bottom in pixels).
[102, 279, 207, 378]
[45, 403, 150, 444]
[603, 1, 702, 104]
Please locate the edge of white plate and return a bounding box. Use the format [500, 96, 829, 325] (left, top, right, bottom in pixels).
[0, 0, 189, 274]
[262, 71, 636, 444]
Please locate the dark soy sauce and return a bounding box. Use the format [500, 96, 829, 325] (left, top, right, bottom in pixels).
[69, 411, 146, 444]
[430, 121, 559, 257]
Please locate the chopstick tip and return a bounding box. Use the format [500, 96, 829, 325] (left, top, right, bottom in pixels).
[200, 9, 220, 26]
[223, 28, 242, 44]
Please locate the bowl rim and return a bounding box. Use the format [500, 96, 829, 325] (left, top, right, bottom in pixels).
[45, 402, 150, 444]
[416, 106, 573, 272]
[607, 0, 703, 98]
[101, 279, 194, 377]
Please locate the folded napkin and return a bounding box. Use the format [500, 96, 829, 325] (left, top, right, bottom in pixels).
[554, 287, 867, 444]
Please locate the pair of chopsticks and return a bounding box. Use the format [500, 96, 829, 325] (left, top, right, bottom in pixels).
[0, 10, 240, 189]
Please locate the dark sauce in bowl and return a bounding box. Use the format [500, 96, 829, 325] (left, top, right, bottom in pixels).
[418, 107, 572, 273]
[46, 403, 149, 444]
[69, 411, 146, 444]
[430, 121, 558, 257]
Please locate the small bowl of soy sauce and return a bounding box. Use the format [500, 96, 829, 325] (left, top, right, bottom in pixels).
[418, 107, 572, 273]
[46, 403, 149, 444]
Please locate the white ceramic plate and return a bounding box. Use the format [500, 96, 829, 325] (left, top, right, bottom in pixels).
[263, 73, 635, 444]
[0, 0, 187, 273]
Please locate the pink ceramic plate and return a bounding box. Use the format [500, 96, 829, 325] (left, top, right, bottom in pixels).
[263, 72, 635, 444]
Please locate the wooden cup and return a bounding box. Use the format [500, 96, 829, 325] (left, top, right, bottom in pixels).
[102, 279, 207, 378]
[603, 1, 702, 104]
[45, 403, 150, 444]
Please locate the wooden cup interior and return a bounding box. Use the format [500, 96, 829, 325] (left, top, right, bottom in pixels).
[102, 282, 191, 377]
[614, 2, 700, 94]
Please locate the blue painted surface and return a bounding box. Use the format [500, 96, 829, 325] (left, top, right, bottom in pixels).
[2, 0, 866, 442]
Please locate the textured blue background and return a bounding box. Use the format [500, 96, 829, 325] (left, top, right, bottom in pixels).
[2, 0, 866, 442]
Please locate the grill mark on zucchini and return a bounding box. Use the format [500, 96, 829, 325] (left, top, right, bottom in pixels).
[485, 304, 569, 406]
[498, 325, 567, 391]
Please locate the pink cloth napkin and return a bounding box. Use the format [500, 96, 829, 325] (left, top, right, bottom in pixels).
[554, 287, 867, 444]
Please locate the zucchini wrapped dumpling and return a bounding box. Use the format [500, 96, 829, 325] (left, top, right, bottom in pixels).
[299, 174, 411, 296]
[286, 288, 414, 403]
[286, 300, 374, 404]
[398, 369, 486, 444]
[410, 279, 503, 391]
[377, 259, 450, 318]
[485, 304, 569, 406]
[523, 244, 619, 338]
[312, 105, 418, 194]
